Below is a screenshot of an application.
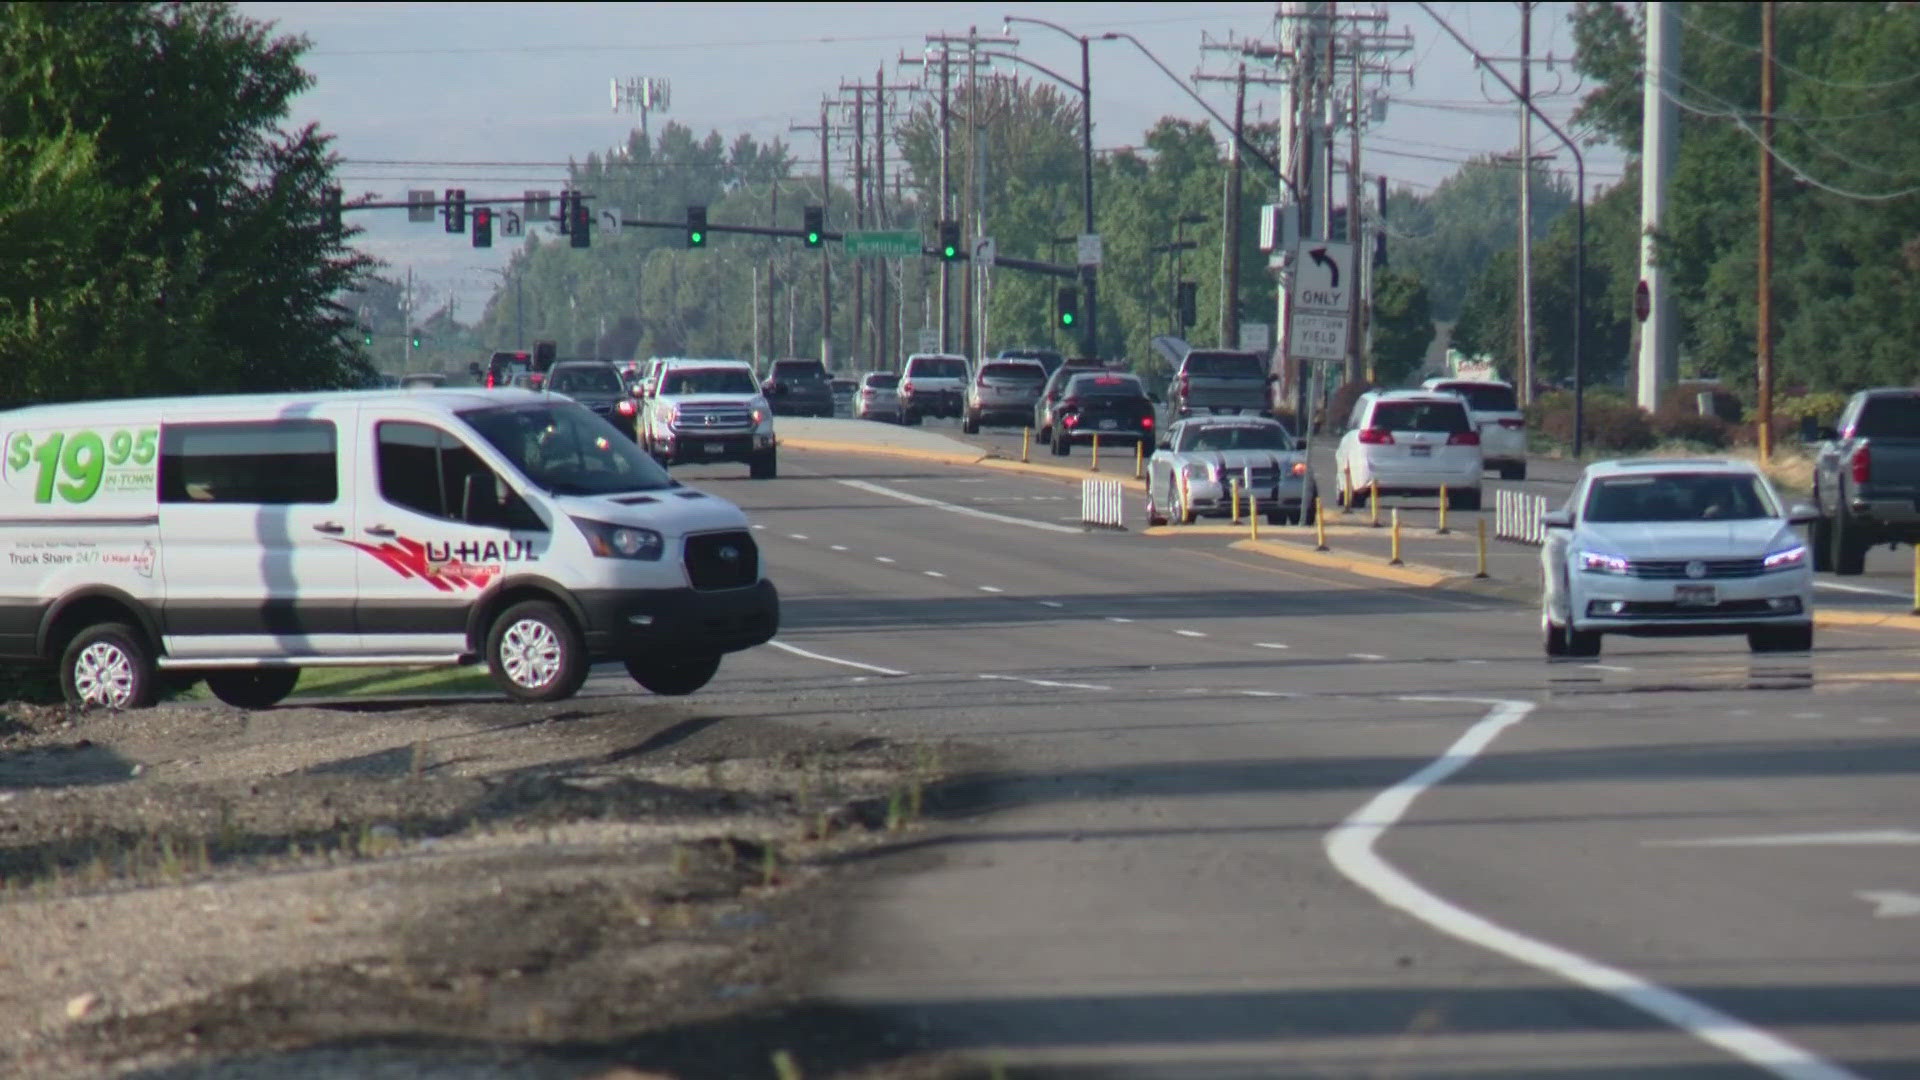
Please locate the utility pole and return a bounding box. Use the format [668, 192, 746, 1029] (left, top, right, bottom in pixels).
[1757, 0, 1775, 461]
[1638, 2, 1680, 412]
[850, 88, 866, 365]
[766, 182, 779, 366]
[874, 67, 890, 368]
[819, 100, 832, 369]
[1223, 64, 1246, 347]
[1517, 0, 1535, 402]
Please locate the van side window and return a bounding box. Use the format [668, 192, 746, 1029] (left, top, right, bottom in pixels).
[377, 421, 541, 529]
[160, 420, 337, 504]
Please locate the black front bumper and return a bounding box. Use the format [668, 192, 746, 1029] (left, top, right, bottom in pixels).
[575, 580, 779, 659]
[662, 431, 765, 465]
[905, 390, 963, 416]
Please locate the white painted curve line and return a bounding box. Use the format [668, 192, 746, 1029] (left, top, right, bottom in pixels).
[1815, 579, 1910, 599]
[767, 639, 909, 677]
[978, 673, 1111, 692]
[924, 570, 946, 578]
[978, 585, 1004, 593]
[1254, 642, 1288, 650]
[1175, 629, 1208, 638]
[1325, 697, 1862, 1080]
[836, 477, 1085, 534]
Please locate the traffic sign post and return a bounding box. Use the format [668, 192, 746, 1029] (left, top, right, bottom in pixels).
[842, 230, 921, 257]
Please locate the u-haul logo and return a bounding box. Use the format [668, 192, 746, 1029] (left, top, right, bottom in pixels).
[336, 536, 536, 592]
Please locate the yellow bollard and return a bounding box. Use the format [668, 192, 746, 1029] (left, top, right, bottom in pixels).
[1437, 486, 1451, 535]
[1913, 545, 1920, 615]
[1229, 477, 1242, 523]
[1389, 508, 1404, 565]
[1369, 480, 1381, 528]
[1021, 427, 1031, 464]
[1313, 497, 1329, 551]
[1091, 433, 1101, 472]
[1249, 490, 1260, 540]
[1475, 517, 1490, 579]
[1134, 440, 1145, 481]
[1340, 464, 1354, 515]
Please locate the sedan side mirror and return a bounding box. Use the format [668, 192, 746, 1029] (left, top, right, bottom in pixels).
[1542, 509, 1574, 530]
[1294, 437, 1309, 451]
[1157, 439, 1171, 451]
[1787, 503, 1821, 525]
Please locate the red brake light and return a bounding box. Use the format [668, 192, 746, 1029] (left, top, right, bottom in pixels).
[1852, 444, 1871, 485]
[1448, 430, 1481, 446]
[485, 373, 495, 388]
[902, 381, 914, 393]
[1061, 396, 1081, 412]
[1357, 427, 1395, 445]
[1141, 416, 1154, 429]
[1497, 418, 1526, 430]
[617, 399, 636, 416]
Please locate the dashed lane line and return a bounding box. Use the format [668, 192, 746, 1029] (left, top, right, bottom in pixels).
[1255, 642, 1288, 650]
[1175, 630, 1208, 638]
[978, 585, 1004, 593]
[924, 570, 946, 578]
[979, 674, 1112, 691]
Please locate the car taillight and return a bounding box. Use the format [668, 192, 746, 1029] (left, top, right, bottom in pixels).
[485, 373, 495, 388]
[902, 381, 914, 394]
[1178, 375, 1190, 395]
[1497, 418, 1526, 429]
[1852, 444, 1871, 484]
[1357, 427, 1395, 445]
[1448, 430, 1480, 445]
[617, 399, 636, 416]
[1141, 415, 1153, 428]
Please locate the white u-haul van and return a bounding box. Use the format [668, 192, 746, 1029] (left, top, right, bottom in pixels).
[0, 388, 779, 710]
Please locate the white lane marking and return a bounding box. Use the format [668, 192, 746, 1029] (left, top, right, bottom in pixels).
[1815, 579, 1910, 599]
[978, 585, 1004, 593]
[837, 478, 1084, 534]
[1175, 629, 1208, 638]
[751, 524, 767, 531]
[979, 673, 1110, 691]
[1645, 830, 1920, 849]
[830, 544, 849, 551]
[875, 556, 896, 563]
[788, 533, 809, 541]
[1107, 617, 1134, 624]
[1038, 600, 1065, 608]
[1857, 890, 1920, 918]
[767, 639, 908, 677]
[1237, 689, 1296, 698]
[1327, 697, 1861, 1080]
[1458, 659, 1489, 665]
[1583, 663, 1635, 673]
[1348, 653, 1386, 661]
[1254, 642, 1288, 650]
[924, 570, 946, 578]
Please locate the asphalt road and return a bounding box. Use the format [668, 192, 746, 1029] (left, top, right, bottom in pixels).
[665, 446, 1920, 1079]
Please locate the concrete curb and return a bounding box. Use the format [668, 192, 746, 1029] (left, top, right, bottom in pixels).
[1814, 609, 1920, 633]
[1227, 539, 1456, 588]
[780, 436, 1137, 487]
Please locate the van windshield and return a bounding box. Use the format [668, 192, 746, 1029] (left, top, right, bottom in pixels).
[460, 401, 674, 495]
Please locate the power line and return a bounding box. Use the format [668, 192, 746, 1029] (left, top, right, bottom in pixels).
[1671, 7, 1920, 92]
[1658, 85, 1920, 201]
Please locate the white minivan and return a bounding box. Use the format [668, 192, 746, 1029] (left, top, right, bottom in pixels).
[1333, 389, 1484, 509]
[0, 388, 779, 710]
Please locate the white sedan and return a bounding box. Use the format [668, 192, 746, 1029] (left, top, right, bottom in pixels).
[1541, 458, 1818, 657]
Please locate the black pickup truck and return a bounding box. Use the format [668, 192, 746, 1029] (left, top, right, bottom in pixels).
[1809, 387, 1920, 574]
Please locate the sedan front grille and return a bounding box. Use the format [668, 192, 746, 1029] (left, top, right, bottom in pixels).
[1627, 558, 1766, 579]
[684, 530, 759, 591]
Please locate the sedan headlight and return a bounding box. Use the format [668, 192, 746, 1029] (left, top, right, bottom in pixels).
[571, 517, 664, 561]
[1181, 462, 1215, 482]
[1578, 549, 1631, 574]
[1763, 543, 1808, 572]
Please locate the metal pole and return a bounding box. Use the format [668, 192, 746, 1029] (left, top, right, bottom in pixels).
[876, 66, 890, 369]
[1079, 35, 1098, 357]
[963, 29, 978, 362]
[1757, 0, 1776, 462]
[1221, 63, 1245, 348]
[819, 101, 832, 369]
[515, 275, 524, 349]
[1517, 0, 1534, 404]
[939, 53, 952, 353]
[852, 88, 867, 367]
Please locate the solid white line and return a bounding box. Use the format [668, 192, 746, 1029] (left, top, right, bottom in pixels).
[1107, 616, 1135, 624]
[750, 524, 767, 530]
[978, 673, 1110, 691]
[766, 639, 908, 677]
[1815, 579, 1910, 599]
[1237, 689, 1295, 698]
[924, 570, 946, 578]
[1583, 663, 1635, 673]
[1644, 830, 1920, 849]
[1175, 629, 1208, 638]
[1254, 642, 1288, 650]
[838, 477, 1085, 534]
[1348, 653, 1386, 661]
[1038, 600, 1065, 608]
[978, 585, 1004, 593]
[1325, 697, 1861, 1080]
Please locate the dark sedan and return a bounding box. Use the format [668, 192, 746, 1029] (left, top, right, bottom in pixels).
[1050, 372, 1156, 456]
[546, 360, 639, 439]
[762, 358, 835, 417]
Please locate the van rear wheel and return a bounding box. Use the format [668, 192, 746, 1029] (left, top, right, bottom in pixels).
[486, 600, 586, 702]
[625, 654, 721, 696]
[61, 623, 155, 711]
[204, 668, 301, 710]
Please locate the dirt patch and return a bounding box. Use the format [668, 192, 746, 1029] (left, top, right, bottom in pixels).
[0, 693, 984, 1079]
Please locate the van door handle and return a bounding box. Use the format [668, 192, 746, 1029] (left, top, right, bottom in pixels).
[312, 521, 345, 535]
[364, 525, 397, 538]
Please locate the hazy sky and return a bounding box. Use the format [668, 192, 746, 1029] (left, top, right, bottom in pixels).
[237, 1, 1628, 326]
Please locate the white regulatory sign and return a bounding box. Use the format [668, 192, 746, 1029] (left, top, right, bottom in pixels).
[973, 236, 995, 266]
[1287, 311, 1349, 362]
[597, 208, 622, 235]
[1077, 233, 1103, 268]
[1291, 240, 1353, 315]
[500, 210, 524, 238]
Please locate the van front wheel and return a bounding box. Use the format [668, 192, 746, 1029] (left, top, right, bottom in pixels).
[625, 654, 721, 696]
[487, 600, 586, 702]
[61, 623, 155, 711]
[204, 668, 301, 710]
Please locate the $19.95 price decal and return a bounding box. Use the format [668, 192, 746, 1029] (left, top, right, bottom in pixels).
[5, 428, 158, 504]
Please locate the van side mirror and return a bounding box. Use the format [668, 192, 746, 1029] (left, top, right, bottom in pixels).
[468, 362, 483, 378]
[1542, 509, 1574, 530]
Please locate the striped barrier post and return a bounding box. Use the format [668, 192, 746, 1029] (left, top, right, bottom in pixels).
[1079, 477, 1126, 530]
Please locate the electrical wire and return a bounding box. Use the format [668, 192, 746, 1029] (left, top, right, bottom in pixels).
[1658, 85, 1920, 201]
[1671, 6, 1920, 92]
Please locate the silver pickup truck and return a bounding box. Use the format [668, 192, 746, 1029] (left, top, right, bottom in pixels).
[1810, 387, 1920, 574]
[1168, 349, 1272, 419]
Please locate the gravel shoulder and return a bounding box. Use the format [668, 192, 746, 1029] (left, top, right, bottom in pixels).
[0, 688, 979, 1080]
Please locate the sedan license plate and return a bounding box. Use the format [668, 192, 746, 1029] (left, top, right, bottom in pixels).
[1674, 584, 1716, 607]
[1098, 418, 1117, 430]
[704, 441, 726, 455]
[1410, 444, 1432, 457]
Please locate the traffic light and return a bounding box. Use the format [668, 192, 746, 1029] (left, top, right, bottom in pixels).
[938, 220, 960, 261]
[687, 205, 707, 248]
[570, 194, 590, 248]
[1055, 286, 1079, 329]
[361, 327, 373, 347]
[409, 328, 422, 350]
[471, 206, 492, 248]
[1176, 280, 1198, 328]
[557, 190, 572, 235]
[444, 188, 466, 233]
[803, 205, 824, 248]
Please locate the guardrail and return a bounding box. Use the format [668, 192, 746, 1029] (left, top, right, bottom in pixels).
[1080, 477, 1127, 530]
[1494, 488, 1551, 545]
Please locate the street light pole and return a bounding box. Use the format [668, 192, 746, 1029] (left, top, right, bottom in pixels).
[1004, 14, 1101, 357]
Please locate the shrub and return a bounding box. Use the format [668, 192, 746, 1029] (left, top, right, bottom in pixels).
[1325, 380, 1377, 434]
[1526, 390, 1656, 454]
[1651, 401, 1733, 449]
[1772, 391, 1849, 426]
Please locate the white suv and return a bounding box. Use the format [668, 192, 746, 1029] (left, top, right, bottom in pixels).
[642, 360, 778, 478]
[899, 353, 970, 424]
[1334, 389, 1483, 509]
[1423, 377, 1527, 479]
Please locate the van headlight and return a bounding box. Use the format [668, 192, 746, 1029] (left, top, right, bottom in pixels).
[1578, 550, 1631, 574]
[571, 517, 664, 561]
[1762, 543, 1808, 572]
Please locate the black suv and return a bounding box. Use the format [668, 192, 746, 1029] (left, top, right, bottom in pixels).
[546, 361, 639, 438]
[762, 358, 835, 417]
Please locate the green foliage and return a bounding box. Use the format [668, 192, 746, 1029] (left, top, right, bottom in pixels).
[1526, 389, 1655, 453]
[0, 2, 372, 405]
[1651, 403, 1734, 450]
[1386, 157, 1575, 321]
[1367, 269, 1434, 386]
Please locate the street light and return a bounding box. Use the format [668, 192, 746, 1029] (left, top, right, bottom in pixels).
[1003, 14, 1105, 357]
[473, 266, 525, 350]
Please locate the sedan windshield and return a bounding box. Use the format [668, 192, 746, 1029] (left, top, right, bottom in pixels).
[549, 367, 622, 395]
[1583, 472, 1775, 523]
[1179, 424, 1293, 452]
[661, 368, 757, 395]
[460, 401, 673, 496]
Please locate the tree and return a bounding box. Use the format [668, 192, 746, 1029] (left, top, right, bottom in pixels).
[1367, 269, 1435, 386]
[0, 2, 371, 406]
[1386, 158, 1575, 322]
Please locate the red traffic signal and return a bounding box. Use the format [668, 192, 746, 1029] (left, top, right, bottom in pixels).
[471, 206, 493, 248]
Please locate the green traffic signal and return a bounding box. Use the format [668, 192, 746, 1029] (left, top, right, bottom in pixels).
[691, 229, 705, 245]
[362, 331, 373, 346]
[1060, 312, 1075, 327]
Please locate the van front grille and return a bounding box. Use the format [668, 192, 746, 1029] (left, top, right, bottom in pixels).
[684, 530, 759, 590]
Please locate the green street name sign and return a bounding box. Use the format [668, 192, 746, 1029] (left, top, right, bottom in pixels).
[841, 230, 922, 257]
